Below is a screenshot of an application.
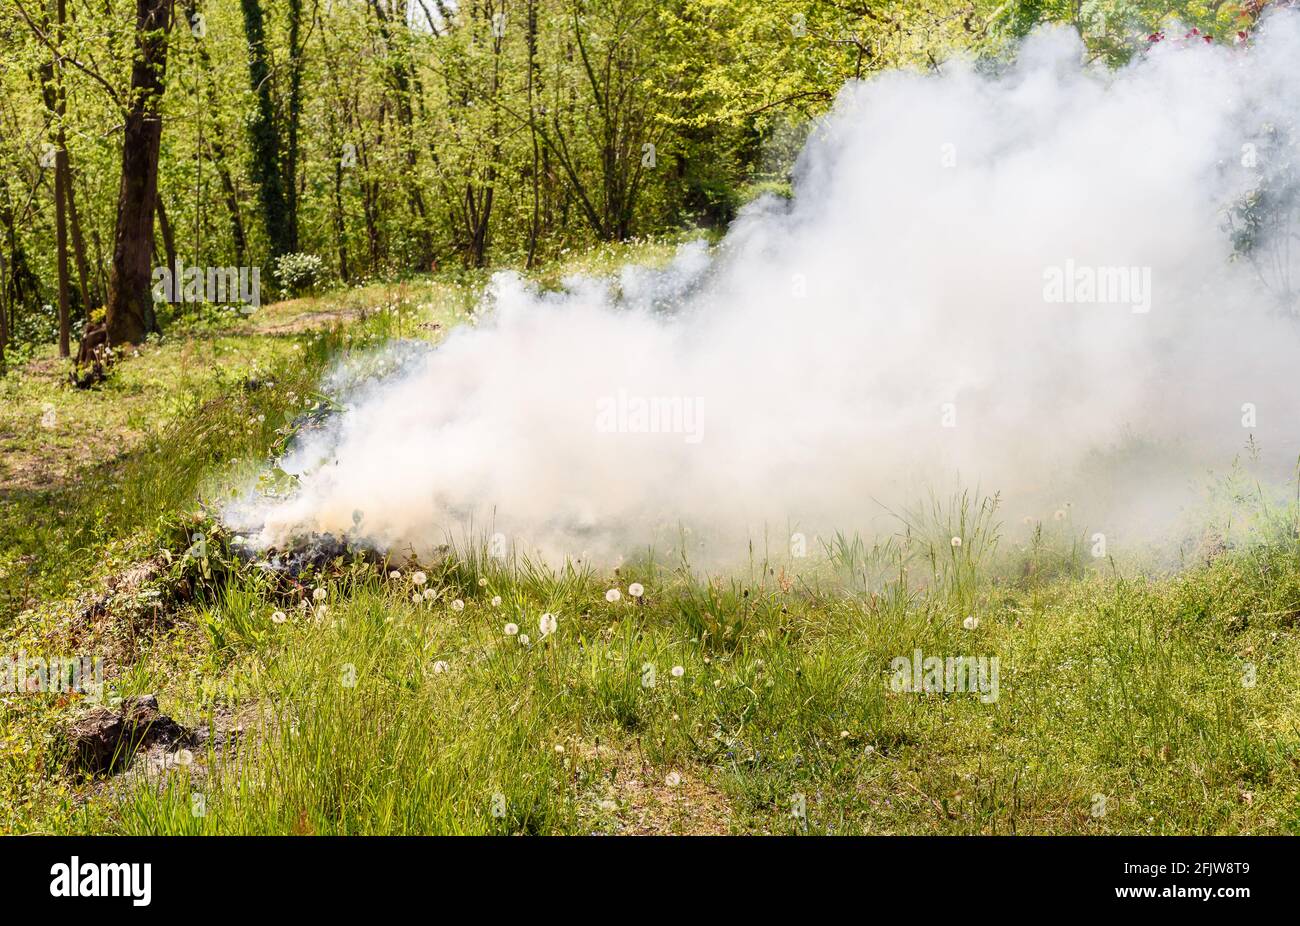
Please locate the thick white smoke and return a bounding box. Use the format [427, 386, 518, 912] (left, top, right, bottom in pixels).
[228, 16, 1300, 565]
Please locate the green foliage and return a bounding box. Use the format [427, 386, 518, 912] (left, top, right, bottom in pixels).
[6, 0, 1265, 360]
[272, 252, 325, 296]
[1228, 122, 1300, 312]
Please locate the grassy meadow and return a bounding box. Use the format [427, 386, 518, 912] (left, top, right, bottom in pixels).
[2, 241, 1299, 836]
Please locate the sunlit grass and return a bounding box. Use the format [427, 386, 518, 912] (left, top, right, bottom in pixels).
[3, 242, 1300, 835]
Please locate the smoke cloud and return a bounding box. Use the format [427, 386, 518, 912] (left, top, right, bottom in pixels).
[227, 16, 1300, 565]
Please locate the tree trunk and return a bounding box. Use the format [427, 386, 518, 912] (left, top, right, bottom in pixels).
[525, 0, 541, 269]
[61, 158, 94, 315]
[240, 0, 295, 258]
[1, 171, 41, 328]
[285, 0, 304, 252]
[156, 196, 178, 278]
[39, 6, 71, 358]
[371, 0, 432, 269]
[191, 31, 247, 269]
[212, 147, 248, 269]
[103, 0, 173, 348]
[54, 135, 71, 357]
[332, 150, 349, 283]
[149, 196, 174, 332]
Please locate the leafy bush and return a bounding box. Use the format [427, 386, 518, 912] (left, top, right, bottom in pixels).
[272, 252, 325, 296]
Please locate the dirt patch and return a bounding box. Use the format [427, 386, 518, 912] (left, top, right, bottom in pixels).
[245, 295, 372, 336]
[79, 701, 263, 810]
[65, 694, 194, 777]
[574, 739, 733, 835]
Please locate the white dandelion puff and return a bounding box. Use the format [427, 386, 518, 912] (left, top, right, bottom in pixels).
[605, 588, 621, 603]
[539, 613, 557, 635]
[628, 583, 644, 598]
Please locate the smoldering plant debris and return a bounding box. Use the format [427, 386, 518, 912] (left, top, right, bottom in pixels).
[238, 531, 387, 578]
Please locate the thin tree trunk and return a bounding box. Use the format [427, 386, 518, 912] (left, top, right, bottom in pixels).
[525, 0, 541, 269]
[156, 196, 178, 277]
[191, 31, 247, 269]
[61, 158, 93, 314]
[239, 0, 294, 258]
[371, 0, 433, 269]
[39, 0, 71, 357]
[332, 151, 349, 283]
[285, 0, 304, 252]
[1, 171, 42, 325]
[54, 134, 71, 357]
[213, 150, 247, 269]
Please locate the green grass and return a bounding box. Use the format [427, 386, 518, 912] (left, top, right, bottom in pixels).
[2, 239, 1299, 835]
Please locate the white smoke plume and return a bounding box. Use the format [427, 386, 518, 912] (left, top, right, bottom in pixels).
[228, 16, 1300, 565]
